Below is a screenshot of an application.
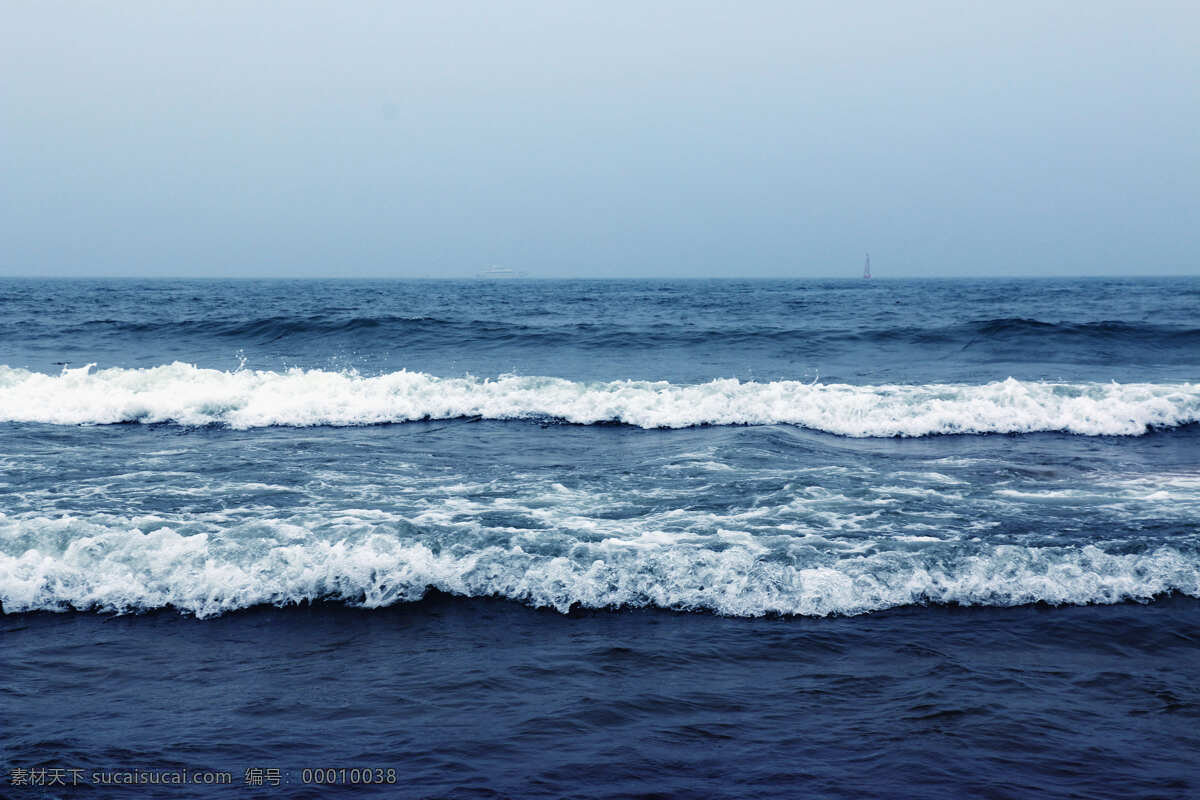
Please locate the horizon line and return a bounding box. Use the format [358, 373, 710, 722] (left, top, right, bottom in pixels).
[1, 273, 1196, 281]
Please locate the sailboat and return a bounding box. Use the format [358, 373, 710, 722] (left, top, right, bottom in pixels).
[863, 253, 871, 280]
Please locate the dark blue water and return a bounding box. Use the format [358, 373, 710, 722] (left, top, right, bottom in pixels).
[3, 278, 1199, 797]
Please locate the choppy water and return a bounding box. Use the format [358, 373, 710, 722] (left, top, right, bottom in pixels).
[3, 277, 1199, 797]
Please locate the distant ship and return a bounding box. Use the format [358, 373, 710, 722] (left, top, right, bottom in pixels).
[863, 253, 871, 280]
[476, 265, 529, 279]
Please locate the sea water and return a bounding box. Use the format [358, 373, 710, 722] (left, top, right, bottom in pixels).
[2, 277, 1198, 797]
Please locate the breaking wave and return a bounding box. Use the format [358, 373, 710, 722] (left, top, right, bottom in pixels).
[1, 363, 1198, 436]
[2, 515, 1196, 618]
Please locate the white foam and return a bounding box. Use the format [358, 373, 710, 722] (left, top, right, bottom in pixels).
[1, 364, 1198, 437]
[1, 514, 1196, 618]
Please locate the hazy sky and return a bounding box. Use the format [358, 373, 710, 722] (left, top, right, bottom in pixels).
[2, 1, 1197, 278]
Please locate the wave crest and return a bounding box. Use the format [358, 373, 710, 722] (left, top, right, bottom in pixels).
[1, 363, 1198, 436]
[2, 519, 1195, 618]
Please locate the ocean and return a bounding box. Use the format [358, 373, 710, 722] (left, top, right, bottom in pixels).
[2, 277, 1199, 798]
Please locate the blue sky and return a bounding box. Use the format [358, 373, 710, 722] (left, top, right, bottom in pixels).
[2, 1, 1197, 277]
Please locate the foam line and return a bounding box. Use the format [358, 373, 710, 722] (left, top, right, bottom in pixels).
[1, 363, 1198, 436]
[2, 517, 1194, 617]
